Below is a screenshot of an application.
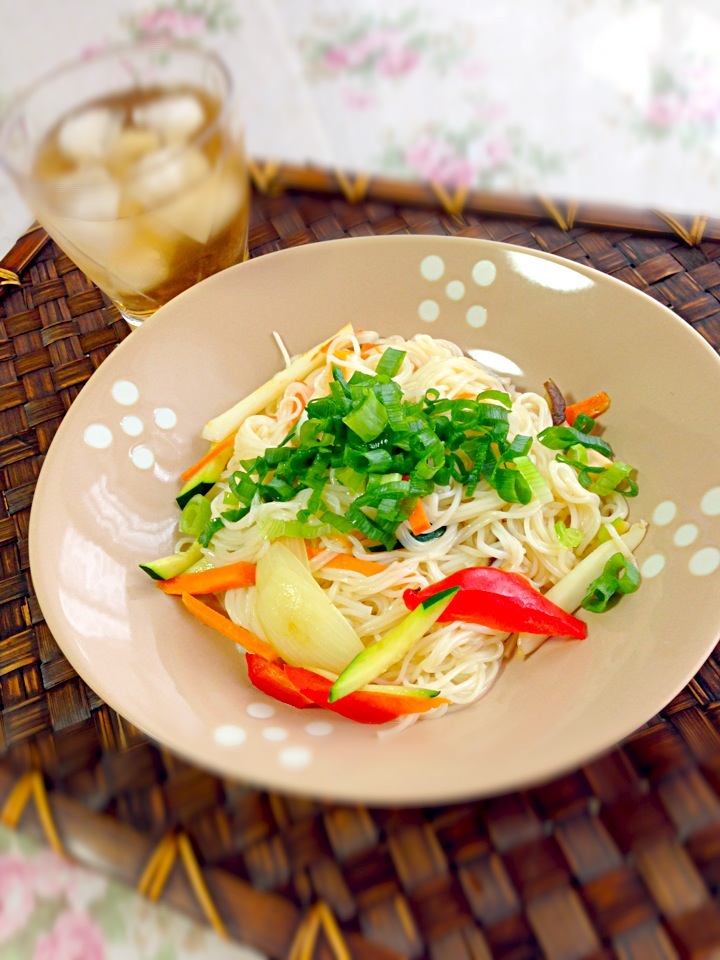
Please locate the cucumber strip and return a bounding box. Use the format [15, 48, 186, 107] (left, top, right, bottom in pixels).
[310, 667, 440, 698]
[329, 586, 459, 702]
[139, 541, 203, 581]
[176, 445, 232, 509]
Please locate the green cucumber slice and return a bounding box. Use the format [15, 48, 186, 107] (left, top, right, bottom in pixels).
[139, 541, 203, 581]
[176, 445, 233, 509]
[329, 586, 459, 702]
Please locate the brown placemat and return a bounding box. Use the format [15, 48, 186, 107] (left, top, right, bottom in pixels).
[2, 186, 720, 960]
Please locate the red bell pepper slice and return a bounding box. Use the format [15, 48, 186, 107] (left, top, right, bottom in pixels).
[403, 567, 587, 639]
[284, 664, 449, 724]
[245, 654, 315, 709]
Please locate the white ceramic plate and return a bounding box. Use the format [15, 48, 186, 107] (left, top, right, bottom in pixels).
[29, 236, 720, 804]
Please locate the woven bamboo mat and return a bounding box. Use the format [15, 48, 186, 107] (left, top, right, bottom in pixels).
[2, 184, 720, 960]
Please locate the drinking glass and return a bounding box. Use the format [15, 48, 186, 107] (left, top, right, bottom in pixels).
[0, 41, 249, 326]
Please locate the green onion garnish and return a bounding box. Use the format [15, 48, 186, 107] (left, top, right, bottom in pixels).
[581, 552, 641, 613]
[554, 521, 583, 549]
[179, 494, 212, 537]
[587, 461, 638, 498]
[537, 424, 613, 457]
[196, 344, 637, 547]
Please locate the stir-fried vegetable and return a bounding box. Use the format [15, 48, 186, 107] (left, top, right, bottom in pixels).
[403, 568, 587, 639]
[581, 552, 641, 612]
[285, 665, 449, 724]
[330, 587, 459, 702]
[516, 521, 647, 655]
[565, 391, 611, 427]
[245, 654, 314, 709]
[157, 559, 256, 595]
[141, 331, 645, 727]
[255, 541, 364, 673]
[181, 592, 276, 660]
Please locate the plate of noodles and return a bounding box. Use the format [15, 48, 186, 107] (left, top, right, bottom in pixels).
[29, 235, 720, 804]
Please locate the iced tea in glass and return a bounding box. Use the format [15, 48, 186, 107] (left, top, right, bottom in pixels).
[0, 42, 249, 326]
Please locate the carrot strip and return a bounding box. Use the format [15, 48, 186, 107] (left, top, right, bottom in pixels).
[565, 392, 610, 426]
[407, 500, 431, 536]
[180, 432, 235, 483]
[157, 560, 256, 595]
[180, 592, 275, 660]
[307, 547, 388, 577]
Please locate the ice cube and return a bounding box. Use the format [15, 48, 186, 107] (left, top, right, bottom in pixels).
[57, 106, 122, 161]
[132, 94, 205, 143]
[44, 213, 131, 257]
[128, 146, 210, 210]
[46, 164, 121, 220]
[104, 232, 170, 294]
[106, 127, 161, 174]
[210, 171, 246, 237]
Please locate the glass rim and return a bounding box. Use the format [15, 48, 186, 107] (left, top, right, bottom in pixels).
[0, 38, 236, 185]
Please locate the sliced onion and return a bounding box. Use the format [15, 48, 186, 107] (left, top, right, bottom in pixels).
[255, 541, 364, 673]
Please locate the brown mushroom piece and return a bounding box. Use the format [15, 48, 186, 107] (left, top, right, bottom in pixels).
[543, 379, 567, 425]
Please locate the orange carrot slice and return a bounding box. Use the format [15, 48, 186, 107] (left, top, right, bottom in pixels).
[180, 592, 275, 660]
[565, 392, 610, 426]
[307, 547, 388, 577]
[180, 432, 235, 483]
[407, 500, 431, 536]
[158, 560, 256, 595]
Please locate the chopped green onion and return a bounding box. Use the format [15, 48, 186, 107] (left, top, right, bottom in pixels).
[193, 349, 636, 551]
[587, 461, 638, 498]
[596, 518, 630, 543]
[538, 424, 613, 457]
[515, 456, 553, 505]
[581, 552, 641, 613]
[179, 494, 212, 537]
[572, 413, 596, 434]
[342, 390, 389, 442]
[477, 389, 512, 408]
[260, 517, 333, 541]
[375, 347, 406, 378]
[554, 521, 583, 549]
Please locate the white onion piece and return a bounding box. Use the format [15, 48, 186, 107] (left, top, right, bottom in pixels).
[255, 541, 363, 673]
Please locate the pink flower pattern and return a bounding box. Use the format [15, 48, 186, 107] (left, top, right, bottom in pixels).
[404, 138, 475, 188]
[0, 854, 36, 943]
[320, 28, 422, 78]
[33, 912, 105, 960]
[137, 8, 206, 40]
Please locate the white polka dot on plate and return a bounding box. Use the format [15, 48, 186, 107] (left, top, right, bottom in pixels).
[420, 255, 445, 281]
[154, 407, 177, 430]
[120, 416, 143, 437]
[130, 445, 154, 470]
[111, 380, 139, 405]
[84, 424, 112, 449]
[641, 554, 665, 579]
[279, 746, 312, 769]
[472, 260, 497, 286]
[446, 280, 465, 300]
[213, 725, 246, 746]
[466, 305, 487, 328]
[701, 486, 720, 516]
[673, 523, 699, 547]
[247, 703, 275, 719]
[419, 299, 440, 323]
[689, 547, 720, 576]
[652, 501, 677, 526]
[305, 721, 334, 737]
[263, 727, 288, 742]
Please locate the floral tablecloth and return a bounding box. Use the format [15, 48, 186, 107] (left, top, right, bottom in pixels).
[2, 0, 720, 957]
